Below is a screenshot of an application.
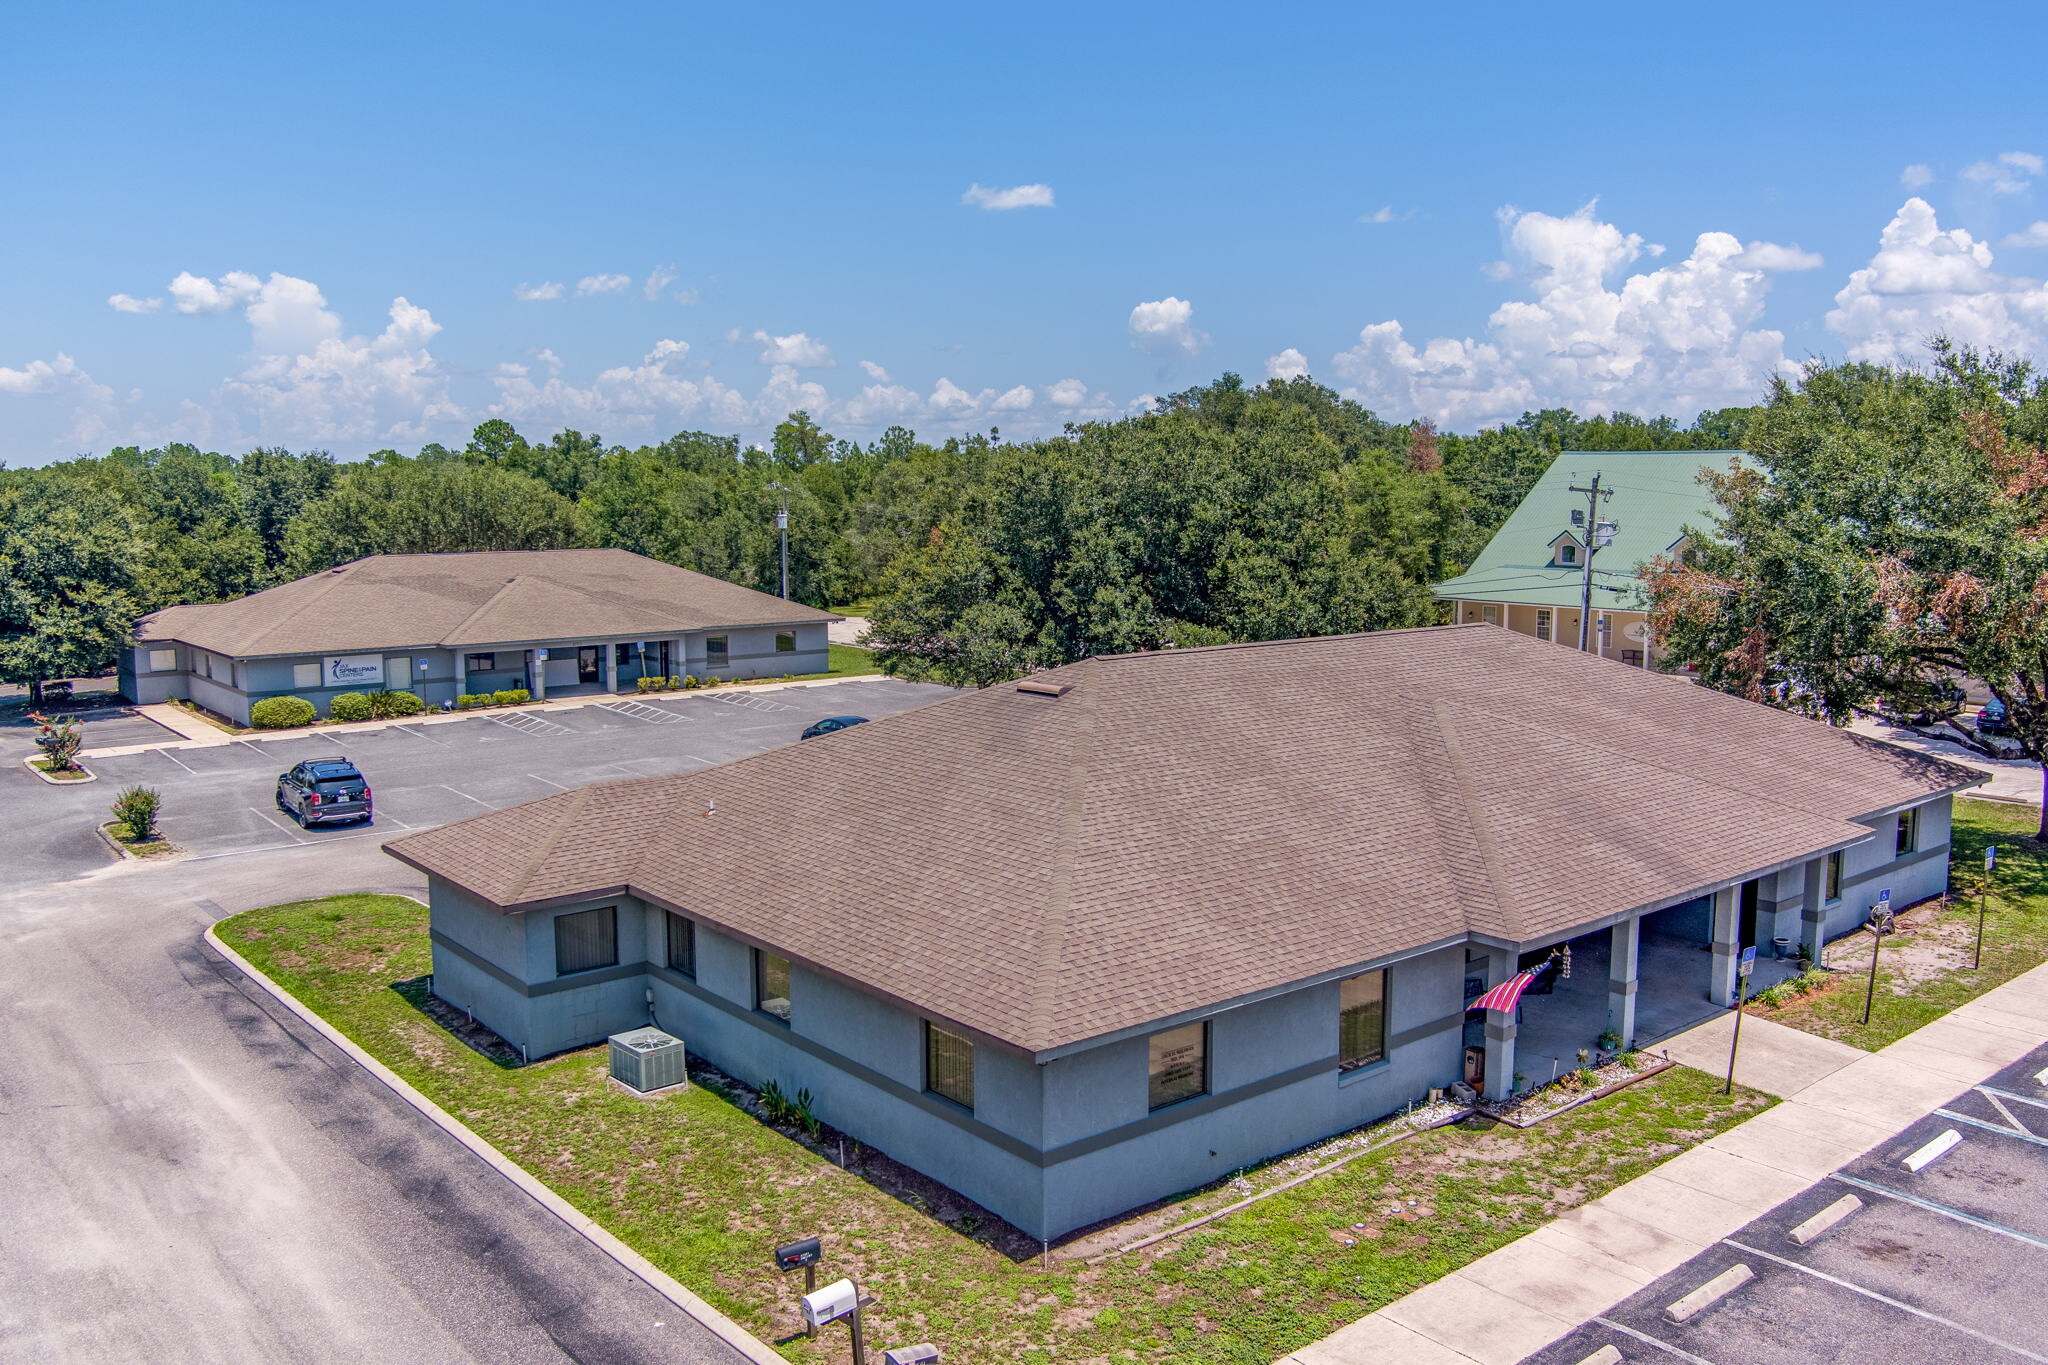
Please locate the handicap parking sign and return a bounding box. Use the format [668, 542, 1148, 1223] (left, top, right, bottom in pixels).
[1737, 945, 1756, 978]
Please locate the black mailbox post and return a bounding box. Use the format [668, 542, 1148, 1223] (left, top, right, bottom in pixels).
[775, 1236, 825, 1332]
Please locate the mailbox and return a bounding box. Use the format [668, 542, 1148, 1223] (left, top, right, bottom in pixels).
[883, 1346, 942, 1364]
[774, 1237, 822, 1272]
[801, 1278, 859, 1331]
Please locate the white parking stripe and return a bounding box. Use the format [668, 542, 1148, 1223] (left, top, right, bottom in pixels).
[247, 806, 314, 841]
[438, 784, 492, 807]
[1982, 1090, 2034, 1136]
[1937, 1107, 2048, 1150]
[1723, 1238, 2048, 1363]
[156, 748, 196, 773]
[1589, 1319, 1719, 1365]
[526, 773, 569, 790]
[1987, 1084, 2048, 1112]
[1826, 1172, 2048, 1249]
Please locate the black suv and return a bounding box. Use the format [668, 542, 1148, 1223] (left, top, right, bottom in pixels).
[800, 715, 869, 740]
[276, 758, 373, 826]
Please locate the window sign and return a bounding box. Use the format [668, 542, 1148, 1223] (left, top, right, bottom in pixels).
[323, 654, 384, 687]
[147, 648, 177, 672]
[292, 662, 321, 689]
[1148, 1021, 1208, 1110]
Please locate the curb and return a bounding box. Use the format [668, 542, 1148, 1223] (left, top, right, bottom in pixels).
[202, 924, 788, 1365]
[20, 754, 97, 784]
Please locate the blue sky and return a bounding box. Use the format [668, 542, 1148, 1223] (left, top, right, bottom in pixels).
[4, 1, 2047, 462]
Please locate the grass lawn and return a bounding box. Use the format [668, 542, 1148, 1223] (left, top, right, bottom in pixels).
[1751, 797, 2048, 1049]
[102, 821, 177, 857]
[219, 894, 1771, 1365]
[827, 599, 877, 619]
[29, 757, 93, 780]
[820, 643, 881, 678]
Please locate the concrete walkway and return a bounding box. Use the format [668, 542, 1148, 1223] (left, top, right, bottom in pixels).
[82, 673, 890, 760]
[1282, 961, 2048, 1365]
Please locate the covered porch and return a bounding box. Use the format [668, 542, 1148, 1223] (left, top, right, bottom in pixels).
[456, 638, 685, 702]
[1466, 853, 1838, 1101]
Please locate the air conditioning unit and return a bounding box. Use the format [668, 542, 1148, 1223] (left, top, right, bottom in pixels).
[608, 1027, 688, 1093]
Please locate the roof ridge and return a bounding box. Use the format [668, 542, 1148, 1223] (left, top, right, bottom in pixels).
[1027, 659, 1096, 1048]
[227, 561, 369, 657]
[439, 573, 527, 647]
[506, 784, 602, 903]
[1426, 695, 1525, 941]
[1086, 623, 1487, 666]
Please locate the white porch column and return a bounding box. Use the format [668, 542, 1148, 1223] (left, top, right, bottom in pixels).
[529, 648, 547, 701]
[603, 641, 619, 694]
[1481, 945, 1519, 1102]
[672, 636, 688, 681]
[454, 651, 466, 698]
[1800, 856, 1827, 965]
[1607, 916, 1640, 1048]
[1709, 884, 1740, 1006]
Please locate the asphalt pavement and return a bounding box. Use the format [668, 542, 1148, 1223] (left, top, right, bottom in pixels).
[0, 678, 954, 1362]
[1521, 1041, 2048, 1365]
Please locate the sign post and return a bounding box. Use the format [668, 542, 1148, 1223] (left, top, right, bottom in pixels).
[1976, 846, 1997, 971]
[1724, 945, 1755, 1094]
[1861, 889, 1890, 1027]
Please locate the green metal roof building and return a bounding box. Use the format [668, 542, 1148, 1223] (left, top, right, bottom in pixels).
[1432, 449, 1740, 665]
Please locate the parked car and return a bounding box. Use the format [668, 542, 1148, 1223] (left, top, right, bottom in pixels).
[800, 715, 869, 741]
[1877, 680, 1966, 728]
[1977, 698, 2012, 735]
[276, 757, 373, 826]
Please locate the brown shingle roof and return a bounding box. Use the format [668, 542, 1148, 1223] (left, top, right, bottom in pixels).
[384, 626, 1984, 1054]
[135, 548, 837, 657]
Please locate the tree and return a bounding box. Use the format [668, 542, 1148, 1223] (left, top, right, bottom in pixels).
[283, 461, 587, 572]
[0, 472, 147, 702]
[1646, 343, 2048, 835]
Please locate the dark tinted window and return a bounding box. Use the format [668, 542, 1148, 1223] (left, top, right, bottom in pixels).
[755, 950, 791, 1022]
[776, 632, 796, 653]
[465, 652, 495, 672]
[1148, 1021, 1207, 1111]
[925, 1022, 974, 1110]
[313, 777, 364, 792]
[1339, 970, 1387, 1071]
[707, 636, 729, 665]
[555, 906, 618, 975]
[666, 912, 696, 977]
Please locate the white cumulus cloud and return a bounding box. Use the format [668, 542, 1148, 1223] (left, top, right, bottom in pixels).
[1047, 377, 1089, 407]
[643, 264, 678, 301]
[751, 330, 834, 368]
[962, 182, 1055, 211]
[1325, 202, 1798, 426]
[1128, 296, 1207, 357]
[1734, 241, 1824, 271]
[515, 281, 565, 301]
[2003, 221, 2048, 248]
[108, 293, 162, 314]
[859, 359, 891, 382]
[1901, 164, 1936, 190]
[1960, 151, 2043, 195]
[1826, 198, 2048, 365]
[576, 273, 632, 296]
[169, 270, 262, 314]
[0, 351, 116, 446]
[1266, 347, 1310, 381]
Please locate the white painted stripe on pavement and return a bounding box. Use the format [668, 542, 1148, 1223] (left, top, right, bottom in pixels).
[1937, 1107, 2048, 1150]
[1828, 1172, 2048, 1249]
[1982, 1089, 2034, 1136]
[1723, 1238, 2048, 1363]
[1590, 1318, 1720, 1365]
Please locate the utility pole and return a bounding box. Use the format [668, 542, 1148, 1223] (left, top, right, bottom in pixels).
[1567, 472, 1614, 652]
[768, 482, 790, 599]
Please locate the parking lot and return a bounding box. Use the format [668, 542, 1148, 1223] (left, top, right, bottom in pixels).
[2, 679, 953, 891]
[1524, 1040, 2048, 1365]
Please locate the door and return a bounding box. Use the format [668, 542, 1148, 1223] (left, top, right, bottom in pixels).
[577, 646, 601, 684]
[1739, 879, 1760, 949]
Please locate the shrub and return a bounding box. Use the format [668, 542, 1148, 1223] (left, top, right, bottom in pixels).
[759, 1079, 794, 1125]
[250, 696, 317, 729]
[493, 688, 530, 706]
[454, 693, 483, 709]
[27, 712, 83, 771]
[329, 692, 372, 722]
[373, 689, 425, 718]
[678, 674, 697, 689]
[636, 676, 659, 693]
[112, 785, 162, 841]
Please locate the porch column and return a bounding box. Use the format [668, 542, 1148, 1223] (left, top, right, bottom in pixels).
[529, 648, 547, 701]
[1800, 856, 1827, 965]
[454, 651, 466, 698]
[604, 641, 619, 694]
[1606, 916, 1640, 1048]
[1481, 946, 1518, 1102]
[1709, 884, 1740, 1006]
[672, 636, 688, 681]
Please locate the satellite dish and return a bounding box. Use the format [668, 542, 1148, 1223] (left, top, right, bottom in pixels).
[1623, 621, 1650, 643]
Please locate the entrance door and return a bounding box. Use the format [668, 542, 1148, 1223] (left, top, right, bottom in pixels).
[1739, 879, 1760, 949]
[577, 646, 602, 684]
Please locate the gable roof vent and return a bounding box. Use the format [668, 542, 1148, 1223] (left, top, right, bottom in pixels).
[1016, 678, 1072, 698]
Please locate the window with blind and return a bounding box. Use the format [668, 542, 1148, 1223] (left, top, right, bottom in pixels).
[1896, 807, 1919, 856]
[1826, 850, 1844, 902]
[666, 912, 696, 977]
[924, 1022, 975, 1110]
[755, 950, 791, 1023]
[1147, 1021, 1208, 1111]
[554, 906, 618, 976]
[707, 636, 729, 666]
[1339, 969, 1387, 1071]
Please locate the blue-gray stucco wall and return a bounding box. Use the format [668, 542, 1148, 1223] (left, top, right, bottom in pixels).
[425, 882, 1468, 1239]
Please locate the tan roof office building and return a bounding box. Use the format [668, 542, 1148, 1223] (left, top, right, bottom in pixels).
[122, 549, 838, 725]
[388, 626, 1980, 1241]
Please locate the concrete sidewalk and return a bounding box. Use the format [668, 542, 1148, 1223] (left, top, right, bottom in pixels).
[1282, 961, 2048, 1365]
[82, 673, 890, 760]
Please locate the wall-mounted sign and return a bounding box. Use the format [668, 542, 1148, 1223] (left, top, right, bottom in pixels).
[324, 654, 384, 687]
